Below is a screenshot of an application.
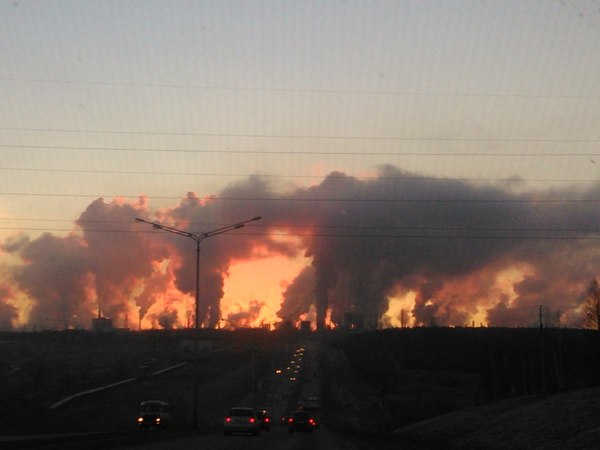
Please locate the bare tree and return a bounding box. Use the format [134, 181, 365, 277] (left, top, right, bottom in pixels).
[584, 279, 600, 330]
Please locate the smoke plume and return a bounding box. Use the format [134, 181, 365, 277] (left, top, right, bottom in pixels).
[0, 282, 19, 330]
[2, 165, 600, 329]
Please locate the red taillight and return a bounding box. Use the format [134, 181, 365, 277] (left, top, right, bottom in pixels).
[288, 418, 294, 423]
[265, 418, 270, 423]
[309, 418, 315, 425]
[225, 417, 231, 422]
[249, 417, 255, 423]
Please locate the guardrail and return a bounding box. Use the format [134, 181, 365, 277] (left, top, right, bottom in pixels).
[0, 429, 198, 449]
[50, 362, 189, 409]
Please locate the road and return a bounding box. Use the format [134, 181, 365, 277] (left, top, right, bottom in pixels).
[113, 339, 427, 450]
[1, 337, 429, 450]
[114, 425, 418, 450]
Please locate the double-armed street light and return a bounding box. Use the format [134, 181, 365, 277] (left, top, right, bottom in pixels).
[135, 215, 262, 329]
[134, 215, 261, 429]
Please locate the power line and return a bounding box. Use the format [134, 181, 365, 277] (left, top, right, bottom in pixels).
[0, 126, 596, 143]
[2, 135, 600, 147]
[2, 78, 598, 99]
[1, 227, 599, 241]
[0, 166, 598, 184]
[2, 217, 599, 234]
[1, 192, 599, 203]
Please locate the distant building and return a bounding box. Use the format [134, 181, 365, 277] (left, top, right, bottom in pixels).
[276, 320, 295, 332]
[300, 320, 312, 332]
[344, 313, 364, 331]
[92, 317, 113, 332]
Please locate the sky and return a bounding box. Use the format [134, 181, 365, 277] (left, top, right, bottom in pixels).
[1, 0, 600, 331]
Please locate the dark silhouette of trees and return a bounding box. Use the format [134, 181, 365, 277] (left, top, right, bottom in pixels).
[584, 279, 600, 330]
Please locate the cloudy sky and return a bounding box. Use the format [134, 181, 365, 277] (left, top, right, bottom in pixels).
[1, 0, 600, 330]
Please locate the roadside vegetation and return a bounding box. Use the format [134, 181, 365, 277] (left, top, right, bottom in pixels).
[319, 327, 600, 437]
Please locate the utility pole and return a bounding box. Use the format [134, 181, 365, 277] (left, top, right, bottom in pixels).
[539, 304, 546, 393]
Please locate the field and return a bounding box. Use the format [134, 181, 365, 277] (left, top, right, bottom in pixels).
[319, 327, 600, 436]
[393, 387, 600, 449]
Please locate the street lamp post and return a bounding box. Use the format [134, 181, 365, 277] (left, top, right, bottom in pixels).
[135, 216, 261, 328]
[135, 215, 262, 428]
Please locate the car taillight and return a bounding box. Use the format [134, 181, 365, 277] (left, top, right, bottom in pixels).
[309, 418, 315, 425]
[265, 418, 270, 423]
[249, 418, 255, 423]
[288, 418, 294, 423]
[225, 417, 231, 422]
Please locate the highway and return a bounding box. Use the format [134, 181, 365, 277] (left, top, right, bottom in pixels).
[114, 425, 410, 450]
[1, 338, 428, 450]
[112, 340, 426, 450]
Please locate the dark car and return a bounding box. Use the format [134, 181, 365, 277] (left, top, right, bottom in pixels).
[137, 400, 170, 429]
[288, 410, 317, 433]
[300, 405, 320, 429]
[256, 409, 271, 431]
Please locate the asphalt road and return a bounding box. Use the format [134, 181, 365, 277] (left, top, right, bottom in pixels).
[1, 338, 431, 450]
[114, 425, 420, 450]
[113, 340, 428, 450]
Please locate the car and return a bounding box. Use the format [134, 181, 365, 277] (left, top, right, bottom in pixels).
[288, 410, 317, 433]
[223, 407, 261, 436]
[256, 409, 271, 431]
[137, 400, 170, 429]
[300, 405, 320, 429]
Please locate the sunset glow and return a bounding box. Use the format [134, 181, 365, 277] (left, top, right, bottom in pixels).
[221, 254, 310, 328]
[1, 2, 599, 331]
[383, 292, 417, 329]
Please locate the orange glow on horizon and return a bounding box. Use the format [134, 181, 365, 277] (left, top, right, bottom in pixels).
[221, 254, 310, 328]
[384, 292, 416, 328]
